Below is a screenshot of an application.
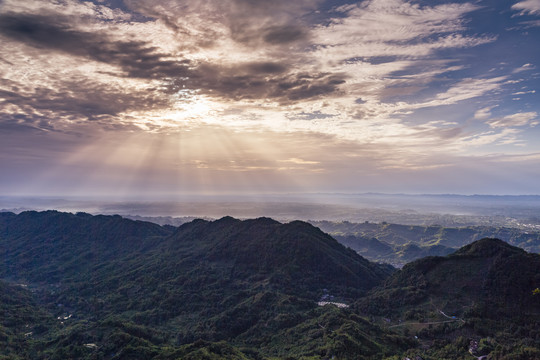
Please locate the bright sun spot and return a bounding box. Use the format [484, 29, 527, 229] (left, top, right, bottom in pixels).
[124, 94, 227, 131]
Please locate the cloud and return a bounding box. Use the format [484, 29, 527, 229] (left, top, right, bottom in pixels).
[461, 128, 522, 146]
[313, 0, 490, 59]
[180, 64, 348, 104]
[512, 90, 536, 95]
[0, 0, 354, 132]
[0, 0, 535, 161]
[303, 0, 499, 131]
[0, 2, 187, 129]
[431, 77, 507, 105]
[337, 75, 508, 133]
[487, 112, 539, 128]
[263, 25, 308, 44]
[513, 63, 535, 73]
[122, 0, 320, 51]
[278, 158, 320, 165]
[512, 0, 540, 15]
[474, 106, 497, 120]
[0, 0, 499, 128]
[0, 76, 170, 130]
[0, 13, 193, 80]
[516, 19, 540, 27]
[495, 152, 540, 162]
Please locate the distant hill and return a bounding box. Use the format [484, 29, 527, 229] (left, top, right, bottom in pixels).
[313, 220, 540, 266]
[333, 234, 455, 266]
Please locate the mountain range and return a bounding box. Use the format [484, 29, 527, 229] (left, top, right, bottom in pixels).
[312, 220, 540, 266]
[0, 211, 539, 359]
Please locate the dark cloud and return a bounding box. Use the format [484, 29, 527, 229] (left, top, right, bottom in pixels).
[228, 23, 310, 46]
[125, 0, 317, 47]
[0, 77, 170, 127]
[0, 12, 186, 127]
[176, 65, 347, 104]
[0, 13, 192, 79]
[225, 22, 310, 47]
[263, 25, 307, 44]
[226, 0, 319, 47]
[0, 115, 47, 134]
[245, 62, 287, 74]
[279, 73, 346, 101]
[0, 5, 346, 129]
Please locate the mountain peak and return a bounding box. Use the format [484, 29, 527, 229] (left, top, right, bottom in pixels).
[215, 215, 240, 224]
[166, 216, 393, 296]
[249, 216, 281, 226]
[452, 237, 526, 258]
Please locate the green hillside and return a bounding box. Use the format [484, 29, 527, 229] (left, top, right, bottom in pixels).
[1, 211, 539, 359]
[0, 280, 56, 359]
[0, 210, 174, 282]
[358, 238, 540, 359]
[0, 211, 405, 359]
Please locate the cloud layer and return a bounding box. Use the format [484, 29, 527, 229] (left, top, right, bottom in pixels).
[1, 0, 540, 195]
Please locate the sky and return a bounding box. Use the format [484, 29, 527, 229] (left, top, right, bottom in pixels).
[1, 0, 540, 198]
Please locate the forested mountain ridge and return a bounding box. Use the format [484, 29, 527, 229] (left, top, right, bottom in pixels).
[0, 211, 402, 359]
[0, 211, 538, 359]
[361, 238, 540, 313]
[164, 216, 392, 294]
[358, 238, 540, 359]
[0, 210, 174, 282]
